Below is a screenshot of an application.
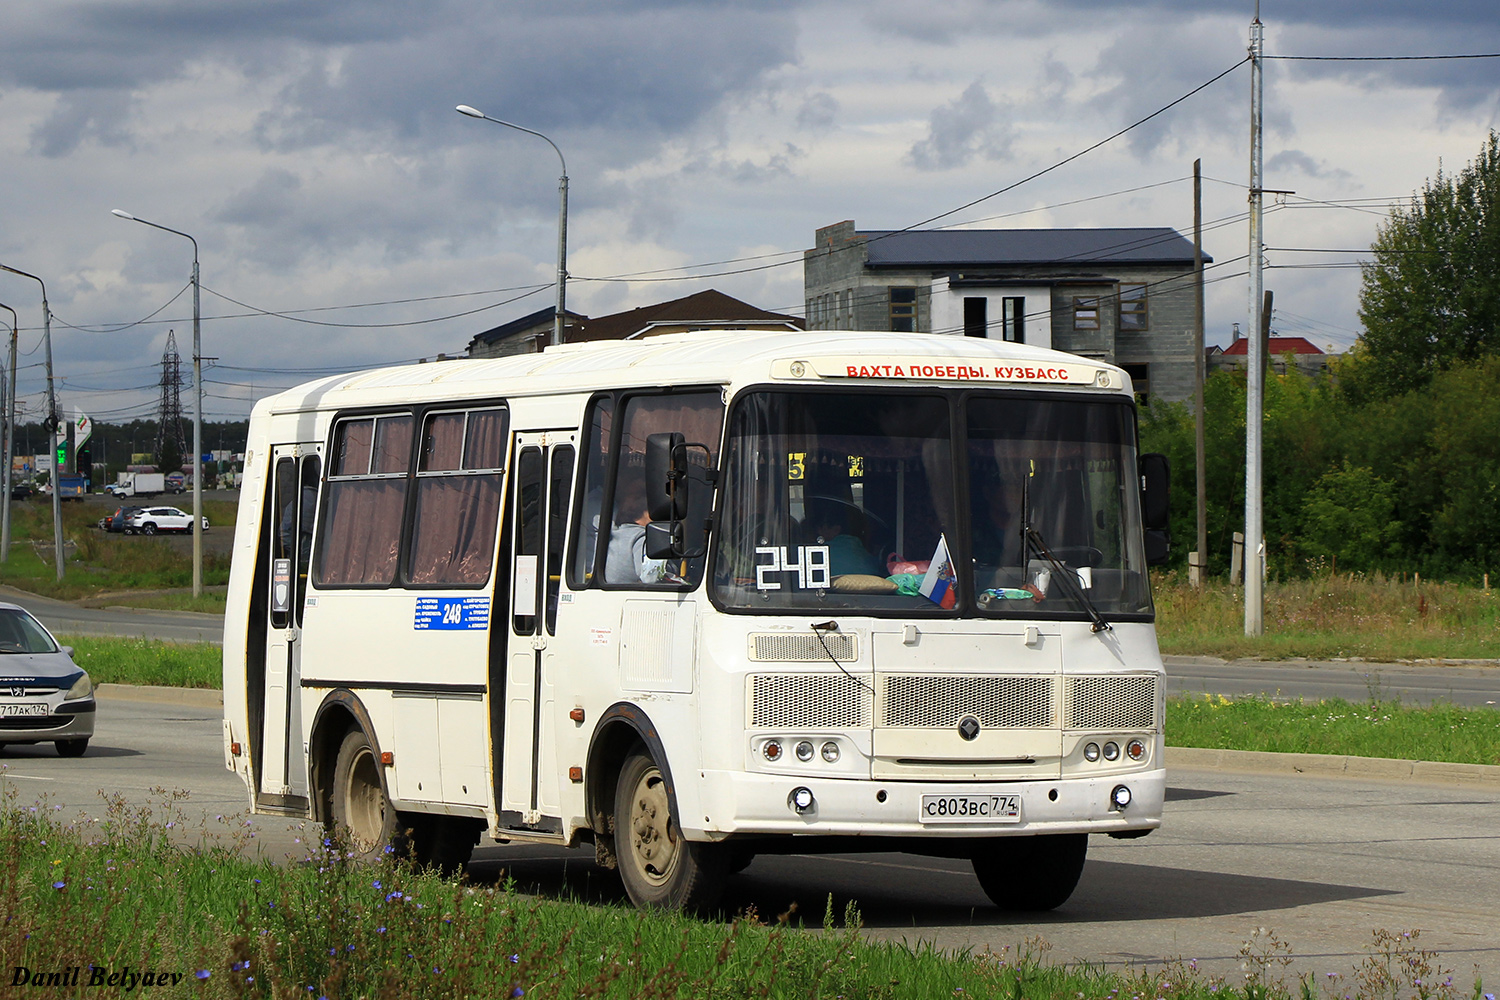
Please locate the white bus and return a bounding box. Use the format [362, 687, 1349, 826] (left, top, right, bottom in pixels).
[222, 329, 1170, 912]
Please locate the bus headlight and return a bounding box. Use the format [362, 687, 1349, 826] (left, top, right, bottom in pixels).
[1111, 785, 1132, 810]
[821, 741, 840, 763]
[795, 740, 815, 762]
[1082, 742, 1100, 762]
[788, 787, 815, 813]
[1102, 741, 1120, 761]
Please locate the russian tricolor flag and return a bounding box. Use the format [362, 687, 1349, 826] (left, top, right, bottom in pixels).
[919, 534, 957, 609]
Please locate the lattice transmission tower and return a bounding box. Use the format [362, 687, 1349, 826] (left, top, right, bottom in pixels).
[155, 329, 189, 467]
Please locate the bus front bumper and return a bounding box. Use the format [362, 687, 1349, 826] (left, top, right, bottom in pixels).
[691, 767, 1164, 840]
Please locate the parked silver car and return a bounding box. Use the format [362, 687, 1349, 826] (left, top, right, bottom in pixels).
[0, 604, 94, 757]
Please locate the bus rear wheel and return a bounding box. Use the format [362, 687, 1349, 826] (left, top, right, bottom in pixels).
[330, 728, 400, 861]
[971, 833, 1088, 911]
[614, 749, 726, 912]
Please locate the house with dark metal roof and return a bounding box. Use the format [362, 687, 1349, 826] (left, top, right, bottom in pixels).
[804, 220, 1209, 402]
[466, 289, 801, 358]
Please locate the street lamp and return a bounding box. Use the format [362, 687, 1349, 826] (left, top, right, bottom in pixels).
[112, 209, 204, 598]
[0, 264, 64, 580]
[0, 300, 15, 561]
[455, 104, 569, 348]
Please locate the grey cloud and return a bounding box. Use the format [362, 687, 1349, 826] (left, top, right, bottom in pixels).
[1267, 149, 1351, 182]
[3, 1, 802, 157]
[797, 92, 840, 130]
[1086, 22, 1249, 159]
[907, 81, 1015, 171]
[30, 89, 136, 158]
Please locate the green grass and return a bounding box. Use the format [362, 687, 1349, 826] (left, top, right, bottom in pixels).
[0, 498, 235, 608]
[0, 789, 1480, 1000]
[1167, 695, 1500, 766]
[1153, 571, 1500, 661]
[59, 635, 221, 689]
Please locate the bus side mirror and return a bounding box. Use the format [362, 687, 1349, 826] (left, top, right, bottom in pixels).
[645, 432, 688, 522]
[644, 520, 683, 560]
[1139, 452, 1170, 566]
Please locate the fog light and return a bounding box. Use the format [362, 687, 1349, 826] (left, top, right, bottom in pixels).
[821, 741, 840, 763]
[1126, 739, 1146, 761]
[1083, 742, 1101, 762]
[795, 740, 815, 762]
[763, 740, 783, 762]
[1102, 741, 1120, 761]
[1111, 784, 1132, 810]
[788, 787, 815, 813]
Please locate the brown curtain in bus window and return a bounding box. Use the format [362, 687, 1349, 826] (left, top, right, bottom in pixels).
[408, 474, 503, 585]
[408, 409, 508, 585]
[420, 413, 465, 472]
[373, 416, 414, 474]
[317, 479, 405, 585]
[463, 410, 507, 470]
[335, 420, 374, 476]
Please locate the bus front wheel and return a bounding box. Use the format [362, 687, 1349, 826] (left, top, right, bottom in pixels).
[614, 749, 726, 912]
[331, 728, 399, 861]
[971, 833, 1088, 911]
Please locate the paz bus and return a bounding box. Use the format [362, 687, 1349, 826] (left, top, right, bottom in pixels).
[222, 328, 1170, 912]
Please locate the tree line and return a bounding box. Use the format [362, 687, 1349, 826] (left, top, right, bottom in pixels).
[1141, 131, 1500, 583]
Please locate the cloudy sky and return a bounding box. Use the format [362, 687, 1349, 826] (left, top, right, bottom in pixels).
[1, 0, 1497, 424]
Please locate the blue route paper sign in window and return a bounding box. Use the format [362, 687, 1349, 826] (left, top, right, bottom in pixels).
[414, 597, 491, 631]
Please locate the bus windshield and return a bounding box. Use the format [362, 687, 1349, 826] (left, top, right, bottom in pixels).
[711, 389, 1153, 619]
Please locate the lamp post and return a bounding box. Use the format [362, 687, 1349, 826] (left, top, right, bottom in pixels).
[455, 105, 569, 347]
[0, 264, 64, 579]
[112, 209, 203, 598]
[0, 300, 14, 561]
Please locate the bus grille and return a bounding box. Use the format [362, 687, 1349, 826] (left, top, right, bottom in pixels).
[879, 675, 1054, 729]
[748, 674, 871, 728]
[750, 632, 857, 662]
[1065, 675, 1158, 730]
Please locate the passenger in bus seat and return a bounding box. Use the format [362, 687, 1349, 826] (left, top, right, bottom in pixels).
[604, 470, 675, 585]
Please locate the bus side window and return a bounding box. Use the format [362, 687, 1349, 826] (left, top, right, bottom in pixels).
[601, 391, 724, 589]
[568, 396, 613, 589]
[545, 446, 574, 634]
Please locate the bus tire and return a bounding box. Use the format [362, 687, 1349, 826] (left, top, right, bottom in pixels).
[614, 748, 726, 913]
[971, 833, 1088, 911]
[330, 727, 400, 861]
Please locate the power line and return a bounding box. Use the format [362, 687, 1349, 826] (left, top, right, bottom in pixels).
[198, 282, 551, 329]
[1267, 52, 1500, 62]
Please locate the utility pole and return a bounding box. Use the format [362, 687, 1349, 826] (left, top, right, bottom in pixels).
[1245, 3, 1266, 634]
[1193, 160, 1208, 590]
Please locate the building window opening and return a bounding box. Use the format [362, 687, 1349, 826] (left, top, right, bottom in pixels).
[1073, 297, 1100, 331]
[889, 287, 917, 332]
[963, 297, 987, 338]
[1119, 284, 1149, 331]
[1003, 297, 1025, 343]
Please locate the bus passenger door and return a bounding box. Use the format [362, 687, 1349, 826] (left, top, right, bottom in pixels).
[499, 433, 575, 827]
[260, 445, 320, 802]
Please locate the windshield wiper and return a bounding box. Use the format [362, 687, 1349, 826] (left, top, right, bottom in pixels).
[1021, 468, 1112, 633]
